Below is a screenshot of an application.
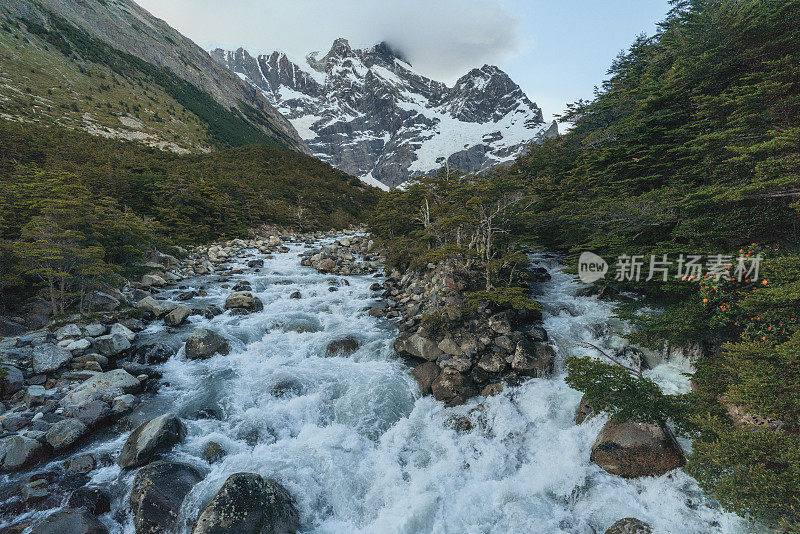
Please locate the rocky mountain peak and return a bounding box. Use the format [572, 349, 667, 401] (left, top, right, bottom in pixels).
[213, 38, 557, 187]
[371, 41, 411, 66]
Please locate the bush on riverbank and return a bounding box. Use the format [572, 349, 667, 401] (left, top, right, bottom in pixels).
[370, 169, 540, 312]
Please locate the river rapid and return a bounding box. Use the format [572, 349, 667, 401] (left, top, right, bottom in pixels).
[60, 239, 748, 533]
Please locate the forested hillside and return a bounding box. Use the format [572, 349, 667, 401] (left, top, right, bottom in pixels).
[372, 0, 800, 528]
[0, 119, 381, 313]
[0, 0, 307, 153]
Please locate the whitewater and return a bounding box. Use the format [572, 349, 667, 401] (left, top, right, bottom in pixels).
[70, 240, 750, 533]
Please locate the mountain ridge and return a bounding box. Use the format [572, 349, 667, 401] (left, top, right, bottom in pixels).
[0, 0, 309, 153]
[212, 39, 557, 187]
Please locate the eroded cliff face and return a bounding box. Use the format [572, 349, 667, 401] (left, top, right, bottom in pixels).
[1, 0, 309, 153]
[213, 40, 557, 188]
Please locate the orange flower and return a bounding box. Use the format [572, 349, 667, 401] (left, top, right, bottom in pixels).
[702, 298, 708, 303]
[762, 280, 768, 285]
[761, 336, 767, 341]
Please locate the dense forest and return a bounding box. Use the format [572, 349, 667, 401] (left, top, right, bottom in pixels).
[372, 0, 800, 529]
[0, 119, 381, 314]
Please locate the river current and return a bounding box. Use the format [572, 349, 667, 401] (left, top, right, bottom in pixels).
[65, 240, 748, 533]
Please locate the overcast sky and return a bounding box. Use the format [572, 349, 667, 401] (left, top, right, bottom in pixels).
[134, 0, 672, 122]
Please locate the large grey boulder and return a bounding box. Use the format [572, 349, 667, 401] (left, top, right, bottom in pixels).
[0, 435, 47, 471]
[45, 418, 89, 451]
[395, 333, 443, 361]
[192, 473, 299, 534]
[591, 420, 686, 478]
[32, 344, 73, 374]
[65, 338, 92, 353]
[137, 296, 178, 318]
[431, 368, 476, 405]
[224, 291, 264, 313]
[85, 291, 120, 312]
[83, 324, 106, 338]
[118, 414, 186, 468]
[437, 337, 461, 356]
[410, 362, 440, 395]
[25, 385, 47, 408]
[56, 324, 82, 341]
[1, 365, 25, 396]
[61, 369, 141, 407]
[110, 323, 136, 342]
[141, 274, 166, 288]
[93, 333, 131, 357]
[185, 329, 230, 360]
[164, 305, 191, 327]
[507, 340, 555, 377]
[131, 461, 204, 534]
[30, 509, 108, 534]
[63, 400, 112, 428]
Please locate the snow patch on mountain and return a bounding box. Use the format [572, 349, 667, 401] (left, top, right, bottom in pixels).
[211, 40, 557, 187]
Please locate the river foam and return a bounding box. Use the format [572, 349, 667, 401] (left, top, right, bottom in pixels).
[81, 242, 750, 533]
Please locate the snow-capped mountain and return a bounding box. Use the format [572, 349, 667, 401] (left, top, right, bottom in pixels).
[211, 39, 557, 188]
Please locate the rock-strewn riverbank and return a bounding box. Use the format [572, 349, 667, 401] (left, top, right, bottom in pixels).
[0, 232, 698, 533]
[0, 230, 353, 532]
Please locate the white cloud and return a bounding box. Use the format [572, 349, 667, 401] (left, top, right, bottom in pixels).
[134, 0, 521, 83]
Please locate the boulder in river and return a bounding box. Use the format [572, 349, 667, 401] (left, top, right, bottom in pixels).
[137, 296, 178, 318]
[591, 420, 686, 478]
[133, 343, 174, 365]
[410, 361, 440, 395]
[507, 339, 555, 377]
[325, 336, 359, 356]
[118, 414, 186, 468]
[185, 329, 230, 360]
[0, 435, 47, 471]
[605, 517, 653, 533]
[30, 509, 108, 534]
[224, 291, 264, 313]
[431, 367, 476, 405]
[192, 473, 299, 534]
[67, 487, 112, 516]
[64, 454, 97, 475]
[131, 461, 204, 533]
[45, 418, 89, 451]
[164, 305, 191, 327]
[63, 399, 112, 429]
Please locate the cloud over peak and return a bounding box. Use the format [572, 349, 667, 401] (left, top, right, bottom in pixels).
[135, 0, 521, 83]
